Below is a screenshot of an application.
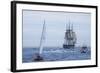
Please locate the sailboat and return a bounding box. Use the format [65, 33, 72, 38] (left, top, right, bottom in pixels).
[80, 45, 88, 53]
[34, 20, 46, 61]
[39, 20, 46, 55]
[63, 21, 77, 49]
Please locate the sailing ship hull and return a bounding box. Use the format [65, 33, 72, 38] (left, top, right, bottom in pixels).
[63, 44, 75, 49]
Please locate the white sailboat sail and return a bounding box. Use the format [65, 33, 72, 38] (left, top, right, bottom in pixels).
[39, 20, 46, 55]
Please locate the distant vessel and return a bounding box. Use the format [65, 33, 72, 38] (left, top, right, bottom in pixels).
[63, 21, 77, 49]
[80, 45, 87, 53]
[34, 20, 46, 61]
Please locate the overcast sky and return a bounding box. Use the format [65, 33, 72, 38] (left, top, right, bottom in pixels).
[22, 10, 91, 48]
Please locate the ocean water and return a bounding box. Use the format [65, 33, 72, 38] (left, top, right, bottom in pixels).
[22, 47, 91, 63]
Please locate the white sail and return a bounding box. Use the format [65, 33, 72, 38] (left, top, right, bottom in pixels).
[39, 20, 46, 55]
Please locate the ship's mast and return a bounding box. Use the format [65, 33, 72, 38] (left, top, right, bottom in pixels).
[68, 20, 70, 30]
[71, 23, 73, 31]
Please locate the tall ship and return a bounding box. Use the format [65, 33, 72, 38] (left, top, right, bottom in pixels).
[63, 21, 77, 49]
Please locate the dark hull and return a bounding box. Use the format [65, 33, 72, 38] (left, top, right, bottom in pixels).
[33, 54, 44, 61]
[63, 44, 75, 49]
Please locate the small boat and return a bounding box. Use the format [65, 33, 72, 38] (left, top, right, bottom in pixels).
[80, 46, 87, 53]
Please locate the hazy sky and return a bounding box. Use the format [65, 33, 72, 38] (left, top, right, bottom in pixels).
[22, 10, 91, 48]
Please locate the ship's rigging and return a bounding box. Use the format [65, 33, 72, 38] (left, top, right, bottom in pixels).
[63, 21, 77, 49]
